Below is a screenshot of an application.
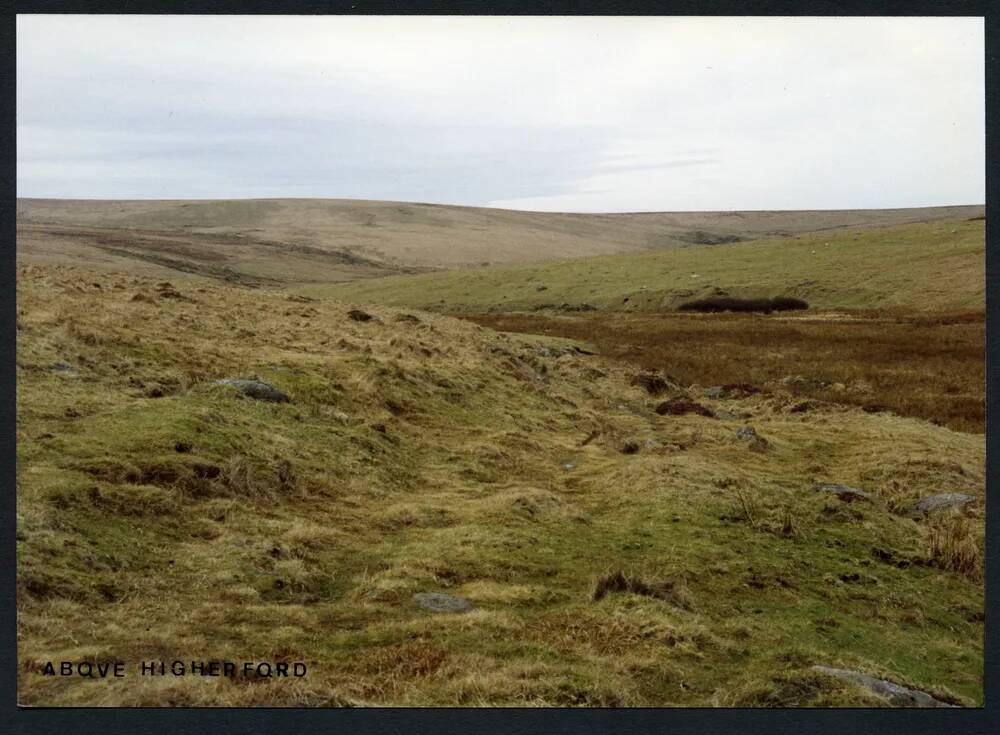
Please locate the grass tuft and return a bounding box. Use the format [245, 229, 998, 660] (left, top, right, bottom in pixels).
[926, 516, 983, 581]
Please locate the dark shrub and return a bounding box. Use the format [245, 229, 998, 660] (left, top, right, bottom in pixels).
[677, 296, 808, 314]
[655, 398, 714, 417]
[630, 373, 670, 396]
[676, 231, 745, 245]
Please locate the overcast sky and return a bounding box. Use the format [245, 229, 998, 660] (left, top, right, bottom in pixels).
[17, 15, 984, 212]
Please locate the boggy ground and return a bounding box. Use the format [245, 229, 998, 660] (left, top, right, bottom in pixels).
[16, 263, 984, 706]
[465, 310, 985, 434]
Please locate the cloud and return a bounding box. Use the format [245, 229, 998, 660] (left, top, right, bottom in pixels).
[16, 16, 984, 211]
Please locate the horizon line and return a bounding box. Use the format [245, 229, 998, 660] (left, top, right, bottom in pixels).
[14, 195, 986, 218]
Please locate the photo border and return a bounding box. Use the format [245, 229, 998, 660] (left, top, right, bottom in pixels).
[2, 2, 995, 733]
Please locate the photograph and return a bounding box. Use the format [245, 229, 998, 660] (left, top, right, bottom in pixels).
[14, 14, 986, 708]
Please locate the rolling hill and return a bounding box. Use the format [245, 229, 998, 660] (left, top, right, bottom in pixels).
[16, 198, 984, 286]
[313, 217, 986, 313]
[14, 198, 986, 707]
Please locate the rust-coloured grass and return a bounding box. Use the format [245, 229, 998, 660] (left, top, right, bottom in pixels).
[465, 310, 984, 433]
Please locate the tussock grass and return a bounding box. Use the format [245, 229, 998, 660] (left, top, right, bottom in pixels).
[15, 262, 984, 707]
[591, 570, 693, 610]
[926, 517, 983, 581]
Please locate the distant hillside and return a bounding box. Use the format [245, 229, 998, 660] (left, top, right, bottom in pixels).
[16, 198, 984, 283]
[313, 217, 985, 313]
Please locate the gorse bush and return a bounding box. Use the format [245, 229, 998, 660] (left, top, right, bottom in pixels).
[677, 296, 809, 314]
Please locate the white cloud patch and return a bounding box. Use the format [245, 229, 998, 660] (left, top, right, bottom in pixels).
[17, 15, 984, 211]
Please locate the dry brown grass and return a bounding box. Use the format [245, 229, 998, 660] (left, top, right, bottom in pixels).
[734, 487, 763, 530]
[466, 310, 984, 433]
[15, 261, 985, 707]
[926, 516, 983, 581]
[590, 570, 693, 608]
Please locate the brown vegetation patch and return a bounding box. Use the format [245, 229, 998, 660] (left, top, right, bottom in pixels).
[591, 570, 692, 609]
[655, 398, 714, 417]
[466, 310, 984, 433]
[925, 517, 983, 581]
[630, 372, 671, 396]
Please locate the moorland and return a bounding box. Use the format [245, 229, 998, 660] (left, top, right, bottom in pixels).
[16, 199, 985, 706]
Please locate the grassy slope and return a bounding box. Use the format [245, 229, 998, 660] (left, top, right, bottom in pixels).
[18, 198, 984, 275]
[310, 218, 985, 313]
[17, 263, 983, 706]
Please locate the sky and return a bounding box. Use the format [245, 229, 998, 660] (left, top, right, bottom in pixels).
[16, 15, 985, 213]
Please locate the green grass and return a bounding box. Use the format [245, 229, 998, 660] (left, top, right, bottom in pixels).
[16, 262, 984, 706]
[305, 218, 984, 313]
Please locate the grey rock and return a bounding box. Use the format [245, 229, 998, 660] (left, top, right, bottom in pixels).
[214, 379, 291, 404]
[50, 361, 74, 372]
[715, 409, 738, 420]
[811, 665, 957, 707]
[812, 483, 872, 501]
[413, 592, 474, 614]
[735, 426, 770, 452]
[909, 493, 975, 516]
[704, 386, 724, 399]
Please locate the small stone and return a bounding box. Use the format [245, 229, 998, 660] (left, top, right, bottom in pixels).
[214, 379, 291, 404]
[704, 386, 723, 399]
[413, 592, 474, 614]
[50, 362, 74, 372]
[811, 666, 956, 707]
[812, 483, 872, 501]
[909, 493, 975, 516]
[735, 426, 770, 451]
